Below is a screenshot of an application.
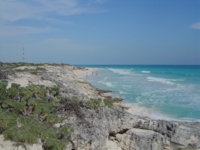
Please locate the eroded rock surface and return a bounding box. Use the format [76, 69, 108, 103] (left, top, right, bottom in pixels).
[64, 106, 200, 150]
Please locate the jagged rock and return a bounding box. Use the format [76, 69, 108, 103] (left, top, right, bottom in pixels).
[62, 105, 200, 149]
[116, 128, 170, 150]
[106, 140, 122, 150]
[171, 124, 200, 148]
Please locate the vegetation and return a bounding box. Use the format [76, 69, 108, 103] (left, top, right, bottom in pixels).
[14, 67, 46, 75]
[86, 99, 101, 109]
[0, 80, 73, 150]
[104, 99, 114, 108]
[0, 62, 116, 149]
[86, 98, 114, 109]
[0, 62, 70, 73]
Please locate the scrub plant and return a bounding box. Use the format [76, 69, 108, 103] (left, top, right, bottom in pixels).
[0, 80, 73, 150]
[86, 98, 114, 109]
[86, 99, 101, 109]
[104, 99, 114, 108]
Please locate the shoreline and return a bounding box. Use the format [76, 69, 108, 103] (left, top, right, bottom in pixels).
[74, 67, 124, 104]
[77, 66, 200, 122]
[1, 63, 200, 150]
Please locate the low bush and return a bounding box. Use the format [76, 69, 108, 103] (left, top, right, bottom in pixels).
[104, 99, 114, 108]
[0, 80, 73, 150]
[86, 99, 101, 109]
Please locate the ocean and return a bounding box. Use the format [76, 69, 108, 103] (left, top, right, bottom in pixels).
[78, 65, 200, 122]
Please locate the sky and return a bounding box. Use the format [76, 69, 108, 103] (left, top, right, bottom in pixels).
[0, 0, 200, 65]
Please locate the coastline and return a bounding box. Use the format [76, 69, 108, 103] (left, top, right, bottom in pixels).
[78, 65, 200, 122]
[0, 63, 200, 150]
[74, 67, 124, 105]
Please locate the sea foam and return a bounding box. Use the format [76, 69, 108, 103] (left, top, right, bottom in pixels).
[108, 68, 132, 75]
[98, 80, 114, 87]
[123, 103, 176, 121]
[141, 70, 151, 74]
[147, 77, 175, 85]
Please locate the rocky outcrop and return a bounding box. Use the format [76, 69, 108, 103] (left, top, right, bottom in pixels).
[116, 128, 170, 150]
[1, 63, 200, 150]
[60, 104, 200, 150]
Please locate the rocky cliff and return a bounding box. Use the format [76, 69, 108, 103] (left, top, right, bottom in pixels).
[0, 63, 200, 150]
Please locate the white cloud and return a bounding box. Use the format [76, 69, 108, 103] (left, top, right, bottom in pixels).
[0, 0, 44, 22]
[0, 0, 105, 23]
[0, 0, 107, 38]
[0, 25, 54, 38]
[190, 22, 200, 30]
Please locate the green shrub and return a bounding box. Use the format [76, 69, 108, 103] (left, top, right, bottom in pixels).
[11, 83, 20, 89]
[13, 101, 26, 114]
[34, 100, 52, 115]
[104, 99, 114, 108]
[0, 80, 8, 96]
[86, 99, 101, 109]
[71, 96, 80, 105]
[7, 87, 18, 99]
[0, 95, 7, 104]
[45, 114, 59, 124]
[29, 71, 37, 75]
[61, 125, 73, 137]
[3, 116, 43, 144]
[86, 98, 114, 109]
[41, 128, 56, 139]
[51, 101, 60, 107]
[2, 99, 15, 108]
[50, 85, 60, 96]
[0, 111, 17, 131]
[38, 85, 46, 99]
[14, 67, 46, 75]
[0, 80, 73, 149]
[36, 67, 46, 71]
[44, 137, 66, 150]
[3, 126, 38, 144]
[19, 88, 32, 101]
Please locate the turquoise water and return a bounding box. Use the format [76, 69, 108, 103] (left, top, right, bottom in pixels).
[78, 65, 200, 122]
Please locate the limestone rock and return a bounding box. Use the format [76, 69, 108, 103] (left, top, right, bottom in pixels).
[116, 128, 170, 150]
[106, 140, 122, 150]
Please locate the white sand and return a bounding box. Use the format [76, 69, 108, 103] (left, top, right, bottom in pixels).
[73, 68, 96, 78]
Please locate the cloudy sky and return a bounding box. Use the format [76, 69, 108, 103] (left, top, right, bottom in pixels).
[0, 0, 200, 64]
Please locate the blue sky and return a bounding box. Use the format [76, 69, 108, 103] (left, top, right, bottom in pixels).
[0, 0, 200, 64]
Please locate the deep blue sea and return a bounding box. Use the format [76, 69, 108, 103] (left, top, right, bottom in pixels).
[77, 65, 200, 122]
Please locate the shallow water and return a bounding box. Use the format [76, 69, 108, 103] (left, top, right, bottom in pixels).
[78, 65, 200, 122]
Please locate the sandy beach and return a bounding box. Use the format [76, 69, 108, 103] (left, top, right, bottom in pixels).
[73, 67, 96, 78]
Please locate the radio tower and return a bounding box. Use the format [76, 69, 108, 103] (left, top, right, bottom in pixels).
[23, 47, 25, 63]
